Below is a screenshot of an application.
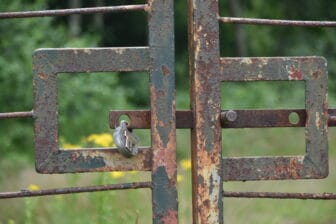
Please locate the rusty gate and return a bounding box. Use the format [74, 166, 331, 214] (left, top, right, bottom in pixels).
[1, 1, 336, 223]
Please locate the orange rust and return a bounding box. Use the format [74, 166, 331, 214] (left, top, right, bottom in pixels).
[289, 158, 303, 179]
[288, 65, 303, 80]
[152, 144, 176, 180]
[313, 70, 323, 79]
[160, 209, 178, 224]
[161, 65, 170, 76]
[38, 73, 47, 80]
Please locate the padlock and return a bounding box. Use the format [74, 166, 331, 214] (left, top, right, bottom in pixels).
[113, 120, 139, 158]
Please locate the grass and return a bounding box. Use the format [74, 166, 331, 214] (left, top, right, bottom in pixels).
[1, 129, 336, 223]
[1, 81, 336, 223]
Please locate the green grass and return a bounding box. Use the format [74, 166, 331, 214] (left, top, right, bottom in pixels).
[1, 80, 336, 223]
[1, 129, 336, 223]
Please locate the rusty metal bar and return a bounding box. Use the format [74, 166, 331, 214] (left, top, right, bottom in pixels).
[220, 57, 327, 81]
[0, 111, 34, 119]
[223, 191, 336, 200]
[0, 182, 152, 199]
[110, 109, 336, 129]
[188, 0, 223, 222]
[109, 110, 192, 129]
[219, 17, 336, 27]
[36, 147, 152, 173]
[148, 0, 179, 222]
[0, 4, 148, 19]
[33, 47, 149, 73]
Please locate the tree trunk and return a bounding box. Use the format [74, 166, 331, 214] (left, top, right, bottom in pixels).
[228, 0, 248, 56]
[69, 0, 81, 37]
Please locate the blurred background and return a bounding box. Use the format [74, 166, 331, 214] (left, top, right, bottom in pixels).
[1, 0, 336, 223]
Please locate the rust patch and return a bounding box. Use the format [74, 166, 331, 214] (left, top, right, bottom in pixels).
[152, 139, 176, 180]
[316, 112, 321, 128]
[38, 73, 47, 80]
[160, 209, 178, 224]
[288, 65, 303, 80]
[161, 65, 170, 76]
[313, 70, 323, 79]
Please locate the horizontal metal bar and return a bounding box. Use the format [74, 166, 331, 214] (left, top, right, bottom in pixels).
[33, 47, 149, 73]
[0, 111, 34, 119]
[221, 109, 306, 128]
[0, 4, 148, 19]
[36, 147, 152, 173]
[0, 182, 152, 199]
[224, 191, 336, 200]
[110, 109, 336, 129]
[220, 57, 326, 81]
[109, 110, 192, 129]
[219, 17, 336, 27]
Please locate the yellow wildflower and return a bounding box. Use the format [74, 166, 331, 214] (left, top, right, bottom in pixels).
[177, 175, 183, 183]
[86, 133, 114, 147]
[8, 219, 15, 224]
[28, 184, 40, 191]
[180, 159, 191, 170]
[62, 143, 81, 150]
[110, 171, 125, 179]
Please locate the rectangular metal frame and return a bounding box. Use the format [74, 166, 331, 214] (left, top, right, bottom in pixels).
[221, 57, 328, 181]
[33, 1, 178, 223]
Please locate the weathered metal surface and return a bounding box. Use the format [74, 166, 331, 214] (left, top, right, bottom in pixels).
[223, 191, 336, 200]
[110, 109, 336, 129]
[219, 17, 336, 27]
[0, 4, 148, 19]
[0, 182, 151, 199]
[221, 57, 328, 181]
[33, 47, 150, 173]
[31, 2, 178, 222]
[221, 109, 305, 128]
[220, 57, 327, 81]
[0, 111, 34, 119]
[148, 0, 178, 223]
[37, 148, 152, 173]
[33, 47, 149, 73]
[188, 0, 223, 222]
[109, 110, 192, 129]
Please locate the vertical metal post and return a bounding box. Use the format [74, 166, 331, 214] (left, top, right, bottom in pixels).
[188, 0, 223, 223]
[148, 0, 178, 223]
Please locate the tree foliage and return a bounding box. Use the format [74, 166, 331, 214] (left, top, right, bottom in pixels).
[1, 0, 336, 155]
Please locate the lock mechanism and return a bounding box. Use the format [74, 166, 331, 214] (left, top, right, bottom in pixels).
[113, 120, 139, 158]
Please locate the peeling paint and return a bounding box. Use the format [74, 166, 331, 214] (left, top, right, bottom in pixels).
[241, 58, 252, 64]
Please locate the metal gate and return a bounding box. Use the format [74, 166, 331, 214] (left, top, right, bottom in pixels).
[1, 1, 336, 223]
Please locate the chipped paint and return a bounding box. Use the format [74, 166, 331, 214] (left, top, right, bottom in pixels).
[83, 49, 91, 55]
[189, 0, 223, 222]
[316, 112, 321, 128]
[115, 48, 126, 54]
[241, 57, 252, 64]
[288, 65, 303, 80]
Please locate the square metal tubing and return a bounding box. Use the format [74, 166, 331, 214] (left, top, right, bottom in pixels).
[221, 57, 328, 181]
[33, 47, 151, 173]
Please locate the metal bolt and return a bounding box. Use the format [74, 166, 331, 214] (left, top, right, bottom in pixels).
[221, 110, 237, 122]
